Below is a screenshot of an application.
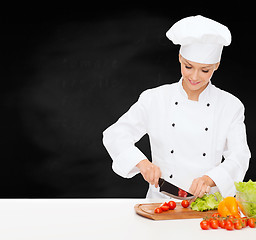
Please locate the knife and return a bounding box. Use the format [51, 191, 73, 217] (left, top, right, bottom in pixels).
[158, 178, 195, 200]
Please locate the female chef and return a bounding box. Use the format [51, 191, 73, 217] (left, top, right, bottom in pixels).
[103, 15, 251, 199]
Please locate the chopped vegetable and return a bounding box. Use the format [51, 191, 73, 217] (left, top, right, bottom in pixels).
[214, 191, 223, 203]
[235, 180, 256, 217]
[154, 207, 162, 213]
[154, 201, 176, 213]
[160, 202, 169, 211]
[191, 192, 223, 211]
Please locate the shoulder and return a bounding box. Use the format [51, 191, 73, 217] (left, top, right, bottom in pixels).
[137, 83, 178, 108]
[211, 84, 244, 109]
[140, 82, 178, 99]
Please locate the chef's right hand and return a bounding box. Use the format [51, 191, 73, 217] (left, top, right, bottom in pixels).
[136, 159, 161, 188]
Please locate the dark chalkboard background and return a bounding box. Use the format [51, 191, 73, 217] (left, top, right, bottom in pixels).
[1, 4, 255, 197]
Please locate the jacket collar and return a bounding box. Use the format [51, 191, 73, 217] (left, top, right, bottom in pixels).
[178, 77, 212, 102]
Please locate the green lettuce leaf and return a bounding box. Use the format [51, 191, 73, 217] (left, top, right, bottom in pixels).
[235, 180, 256, 217]
[191, 192, 223, 212]
[235, 180, 256, 202]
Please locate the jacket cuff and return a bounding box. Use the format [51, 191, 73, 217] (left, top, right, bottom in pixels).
[205, 166, 236, 198]
[112, 146, 147, 178]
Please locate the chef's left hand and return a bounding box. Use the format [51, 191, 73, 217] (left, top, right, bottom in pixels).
[189, 175, 216, 198]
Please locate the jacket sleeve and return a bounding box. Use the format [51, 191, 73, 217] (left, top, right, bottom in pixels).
[102, 90, 151, 178]
[205, 101, 251, 197]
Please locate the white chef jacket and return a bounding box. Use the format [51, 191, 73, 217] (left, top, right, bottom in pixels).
[103, 78, 251, 198]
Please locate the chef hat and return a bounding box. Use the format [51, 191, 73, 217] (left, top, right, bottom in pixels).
[166, 15, 231, 64]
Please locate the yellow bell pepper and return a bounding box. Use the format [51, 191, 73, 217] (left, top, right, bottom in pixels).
[218, 196, 241, 218]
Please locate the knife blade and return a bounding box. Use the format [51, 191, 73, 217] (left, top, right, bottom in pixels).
[158, 178, 195, 200]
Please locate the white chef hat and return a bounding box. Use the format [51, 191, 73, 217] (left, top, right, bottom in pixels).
[166, 15, 231, 64]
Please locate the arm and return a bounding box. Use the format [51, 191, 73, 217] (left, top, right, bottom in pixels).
[204, 102, 251, 197]
[103, 90, 158, 179]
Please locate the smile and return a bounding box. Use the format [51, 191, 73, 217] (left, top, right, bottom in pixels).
[189, 79, 201, 86]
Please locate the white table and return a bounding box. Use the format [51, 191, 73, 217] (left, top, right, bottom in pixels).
[0, 199, 254, 239]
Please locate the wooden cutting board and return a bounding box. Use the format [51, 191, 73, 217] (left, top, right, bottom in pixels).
[134, 202, 218, 220]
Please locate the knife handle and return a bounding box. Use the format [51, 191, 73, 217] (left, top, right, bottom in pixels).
[158, 178, 164, 187]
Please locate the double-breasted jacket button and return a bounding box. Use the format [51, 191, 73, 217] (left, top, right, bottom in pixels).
[207, 103, 210, 107]
[172, 123, 175, 127]
[203, 153, 206, 156]
[169, 174, 173, 179]
[175, 101, 178, 105]
[170, 150, 174, 154]
[205, 127, 208, 131]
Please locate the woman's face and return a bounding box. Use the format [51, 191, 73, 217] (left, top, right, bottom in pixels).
[179, 54, 219, 93]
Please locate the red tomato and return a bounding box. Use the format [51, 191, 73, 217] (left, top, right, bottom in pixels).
[209, 219, 219, 229]
[200, 220, 210, 230]
[154, 207, 163, 213]
[234, 219, 242, 230]
[212, 213, 220, 218]
[218, 218, 226, 229]
[178, 189, 188, 198]
[160, 202, 169, 207]
[225, 220, 234, 231]
[241, 217, 248, 228]
[248, 218, 256, 228]
[160, 202, 169, 211]
[160, 205, 169, 211]
[181, 200, 189, 208]
[168, 201, 176, 210]
[228, 215, 236, 221]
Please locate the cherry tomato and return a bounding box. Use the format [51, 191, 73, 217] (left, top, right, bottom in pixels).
[212, 213, 220, 218]
[218, 218, 226, 229]
[178, 189, 188, 198]
[228, 215, 236, 221]
[234, 219, 243, 230]
[154, 207, 163, 213]
[160, 202, 169, 211]
[225, 220, 234, 231]
[248, 218, 256, 228]
[181, 200, 189, 208]
[160, 205, 169, 211]
[160, 202, 169, 207]
[241, 217, 248, 228]
[168, 201, 176, 210]
[209, 219, 219, 229]
[200, 220, 210, 230]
